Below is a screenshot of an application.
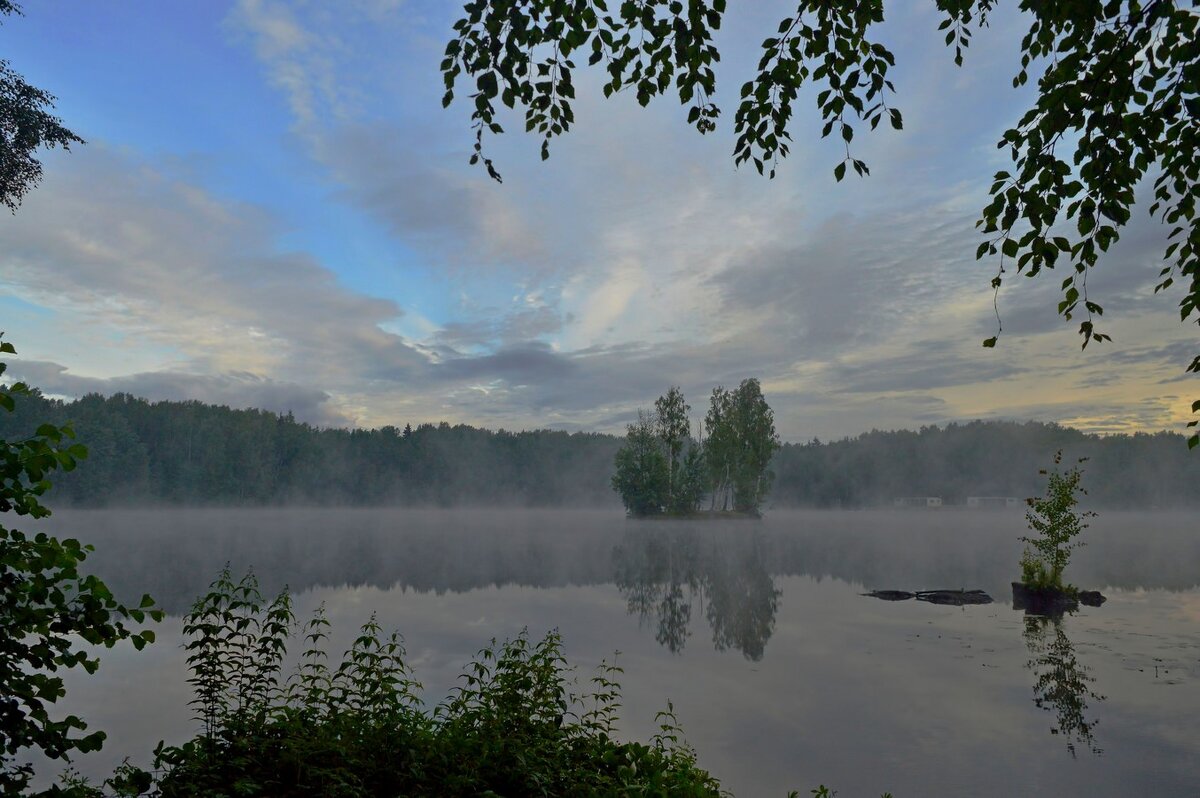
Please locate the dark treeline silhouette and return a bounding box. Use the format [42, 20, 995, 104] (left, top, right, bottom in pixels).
[1, 390, 1197, 507]
[0, 391, 621, 506]
[772, 421, 1199, 508]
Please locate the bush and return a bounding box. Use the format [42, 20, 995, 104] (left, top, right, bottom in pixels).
[1018, 451, 1094, 591]
[97, 569, 724, 797]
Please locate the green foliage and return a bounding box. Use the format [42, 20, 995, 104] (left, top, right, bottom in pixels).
[770, 420, 1200, 508]
[675, 444, 708, 515]
[0, 334, 161, 793]
[2, 392, 1197, 510]
[613, 381, 778, 517]
[976, 1, 1199, 400]
[612, 410, 670, 516]
[704, 379, 780, 514]
[0, 391, 624, 507]
[703, 387, 733, 510]
[655, 386, 692, 511]
[102, 569, 726, 798]
[1019, 451, 1094, 591]
[441, 1, 1200, 440]
[0, 3, 86, 212]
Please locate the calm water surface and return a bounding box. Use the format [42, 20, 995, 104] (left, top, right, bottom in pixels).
[39, 509, 1200, 796]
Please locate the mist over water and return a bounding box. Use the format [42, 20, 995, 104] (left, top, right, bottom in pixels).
[49, 507, 1200, 612]
[36, 509, 1200, 796]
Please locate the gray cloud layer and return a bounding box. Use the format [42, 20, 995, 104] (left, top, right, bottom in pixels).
[10, 360, 341, 426]
[0, 0, 1193, 440]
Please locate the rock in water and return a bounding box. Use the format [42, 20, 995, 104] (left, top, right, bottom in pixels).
[1012, 582, 1107, 615]
[915, 589, 993, 606]
[862, 589, 993, 605]
[862, 590, 915, 601]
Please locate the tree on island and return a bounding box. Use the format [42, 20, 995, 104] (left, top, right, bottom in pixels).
[704, 379, 780, 513]
[612, 380, 779, 517]
[440, 1, 1200, 446]
[655, 386, 691, 510]
[611, 409, 672, 516]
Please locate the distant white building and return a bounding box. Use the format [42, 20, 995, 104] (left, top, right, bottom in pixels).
[966, 496, 1022, 509]
[893, 497, 943, 509]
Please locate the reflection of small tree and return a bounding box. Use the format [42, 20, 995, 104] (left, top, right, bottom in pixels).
[1024, 615, 1105, 757]
[612, 531, 699, 653]
[1019, 452, 1093, 590]
[704, 544, 780, 662]
[612, 529, 780, 661]
[655, 582, 693, 653]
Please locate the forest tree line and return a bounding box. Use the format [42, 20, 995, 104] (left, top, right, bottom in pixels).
[1, 389, 1197, 508]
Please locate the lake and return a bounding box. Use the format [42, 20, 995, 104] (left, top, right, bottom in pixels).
[33, 508, 1200, 796]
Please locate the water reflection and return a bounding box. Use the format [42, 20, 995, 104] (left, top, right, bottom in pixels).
[30, 509, 1200, 796]
[613, 529, 780, 660]
[47, 508, 1200, 618]
[1023, 614, 1105, 757]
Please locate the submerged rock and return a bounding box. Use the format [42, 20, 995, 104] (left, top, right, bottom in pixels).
[862, 590, 915, 601]
[862, 589, 992, 605]
[915, 589, 993, 606]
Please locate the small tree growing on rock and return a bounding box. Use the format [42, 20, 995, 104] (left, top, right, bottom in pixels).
[1019, 452, 1093, 591]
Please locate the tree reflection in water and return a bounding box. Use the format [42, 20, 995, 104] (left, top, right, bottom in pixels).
[1023, 614, 1105, 757]
[612, 528, 780, 660]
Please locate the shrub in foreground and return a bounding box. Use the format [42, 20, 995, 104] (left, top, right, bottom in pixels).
[80, 569, 723, 797]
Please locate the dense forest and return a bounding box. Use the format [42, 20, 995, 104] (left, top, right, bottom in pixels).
[771, 423, 1199, 509]
[0, 391, 620, 506]
[1, 389, 1197, 508]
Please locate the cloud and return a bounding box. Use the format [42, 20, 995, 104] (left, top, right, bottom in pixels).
[0, 1, 1192, 442]
[828, 340, 1025, 394]
[0, 146, 426, 416]
[8, 359, 343, 426]
[316, 126, 552, 274]
[434, 342, 575, 383]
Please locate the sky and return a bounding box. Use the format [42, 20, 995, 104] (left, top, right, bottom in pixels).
[0, 1, 1194, 441]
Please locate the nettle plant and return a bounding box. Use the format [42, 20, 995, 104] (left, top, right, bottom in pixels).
[94, 568, 726, 798]
[1019, 451, 1094, 591]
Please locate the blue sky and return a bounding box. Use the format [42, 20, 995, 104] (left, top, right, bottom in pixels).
[0, 1, 1193, 439]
